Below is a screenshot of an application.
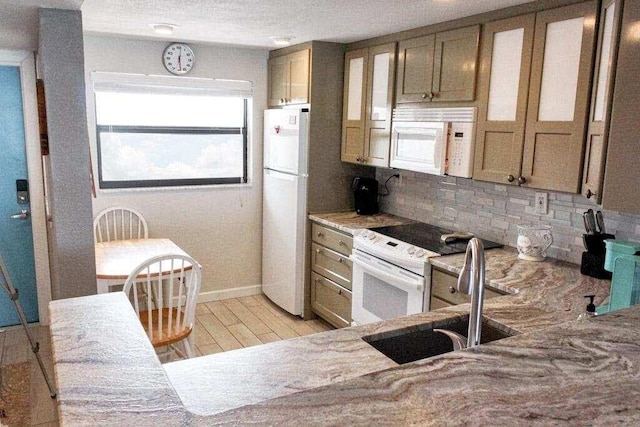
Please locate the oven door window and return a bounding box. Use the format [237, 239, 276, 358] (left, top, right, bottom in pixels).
[351, 253, 425, 325]
[362, 272, 414, 321]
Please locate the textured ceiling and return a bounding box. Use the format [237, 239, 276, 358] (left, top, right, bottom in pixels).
[0, 0, 537, 51]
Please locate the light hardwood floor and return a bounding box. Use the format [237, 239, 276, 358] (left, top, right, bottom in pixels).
[0, 294, 333, 426]
[194, 294, 334, 356]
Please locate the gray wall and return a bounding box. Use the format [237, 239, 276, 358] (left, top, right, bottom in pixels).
[39, 9, 96, 299]
[377, 169, 640, 265]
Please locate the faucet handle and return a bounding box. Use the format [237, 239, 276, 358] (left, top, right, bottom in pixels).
[433, 328, 467, 351]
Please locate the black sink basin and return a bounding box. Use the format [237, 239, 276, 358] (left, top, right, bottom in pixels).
[363, 317, 512, 365]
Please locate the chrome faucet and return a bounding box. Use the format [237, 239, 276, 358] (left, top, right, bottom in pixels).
[435, 238, 486, 349]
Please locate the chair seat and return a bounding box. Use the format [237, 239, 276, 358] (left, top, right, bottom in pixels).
[139, 308, 193, 348]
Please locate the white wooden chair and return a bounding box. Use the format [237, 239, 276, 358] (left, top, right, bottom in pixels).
[122, 254, 202, 360]
[94, 207, 148, 243]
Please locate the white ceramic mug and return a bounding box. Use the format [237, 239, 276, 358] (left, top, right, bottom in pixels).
[517, 225, 553, 261]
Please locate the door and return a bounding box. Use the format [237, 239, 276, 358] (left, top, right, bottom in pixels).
[262, 169, 307, 316]
[0, 65, 38, 326]
[264, 109, 308, 174]
[432, 25, 480, 102]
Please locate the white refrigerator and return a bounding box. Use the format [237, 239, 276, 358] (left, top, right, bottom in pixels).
[262, 108, 309, 316]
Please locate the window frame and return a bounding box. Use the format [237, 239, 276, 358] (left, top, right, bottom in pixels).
[95, 97, 249, 189]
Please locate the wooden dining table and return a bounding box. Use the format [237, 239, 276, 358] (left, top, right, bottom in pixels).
[95, 238, 192, 294]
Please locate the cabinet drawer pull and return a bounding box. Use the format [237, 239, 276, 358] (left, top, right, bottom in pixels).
[316, 248, 322, 254]
[338, 289, 342, 295]
[338, 257, 344, 264]
[317, 231, 323, 237]
[315, 278, 321, 285]
[338, 240, 345, 246]
[448, 286, 456, 294]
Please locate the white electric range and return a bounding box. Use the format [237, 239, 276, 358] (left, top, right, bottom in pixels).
[350, 222, 501, 325]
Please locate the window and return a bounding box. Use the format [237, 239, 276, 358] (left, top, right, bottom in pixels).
[93, 73, 251, 189]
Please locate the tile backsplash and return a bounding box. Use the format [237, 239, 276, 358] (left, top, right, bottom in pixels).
[376, 169, 640, 265]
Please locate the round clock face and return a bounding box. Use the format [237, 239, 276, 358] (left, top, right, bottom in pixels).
[162, 43, 195, 75]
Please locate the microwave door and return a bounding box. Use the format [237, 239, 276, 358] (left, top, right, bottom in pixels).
[390, 124, 447, 175]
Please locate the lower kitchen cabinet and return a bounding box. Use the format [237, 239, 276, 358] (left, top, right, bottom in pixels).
[310, 222, 353, 328]
[311, 272, 352, 329]
[430, 267, 505, 309]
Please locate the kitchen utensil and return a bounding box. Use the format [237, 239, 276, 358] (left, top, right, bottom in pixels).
[516, 225, 553, 261]
[596, 210, 605, 234]
[440, 231, 474, 244]
[584, 210, 597, 234]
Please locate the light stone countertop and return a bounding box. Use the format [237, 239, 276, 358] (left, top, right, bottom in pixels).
[50, 247, 632, 426]
[308, 211, 414, 234]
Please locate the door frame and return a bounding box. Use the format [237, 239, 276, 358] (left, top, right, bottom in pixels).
[0, 49, 52, 325]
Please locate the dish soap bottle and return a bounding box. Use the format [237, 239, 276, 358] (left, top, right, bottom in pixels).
[578, 294, 597, 320]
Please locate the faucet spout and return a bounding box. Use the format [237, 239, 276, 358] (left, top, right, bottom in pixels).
[461, 238, 486, 348]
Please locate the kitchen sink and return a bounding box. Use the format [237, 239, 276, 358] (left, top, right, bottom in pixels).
[363, 317, 513, 365]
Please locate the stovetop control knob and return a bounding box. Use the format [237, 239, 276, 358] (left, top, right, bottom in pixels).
[368, 233, 376, 240]
[415, 249, 426, 257]
[359, 230, 369, 238]
[407, 246, 416, 254]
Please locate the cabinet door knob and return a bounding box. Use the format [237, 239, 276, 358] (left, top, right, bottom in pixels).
[507, 175, 515, 183]
[429, 92, 436, 99]
[422, 93, 428, 99]
[338, 257, 344, 264]
[585, 189, 595, 199]
[279, 98, 285, 103]
[316, 248, 322, 254]
[448, 286, 456, 294]
[517, 176, 527, 185]
[338, 240, 345, 246]
[317, 231, 323, 237]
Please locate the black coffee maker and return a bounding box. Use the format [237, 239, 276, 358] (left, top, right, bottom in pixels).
[353, 177, 379, 215]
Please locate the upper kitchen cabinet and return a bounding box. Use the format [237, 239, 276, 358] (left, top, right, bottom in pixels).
[474, 1, 597, 193]
[396, 25, 479, 104]
[341, 43, 396, 166]
[474, 14, 535, 185]
[267, 49, 310, 107]
[602, 0, 640, 214]
[582, 0, 623, 203]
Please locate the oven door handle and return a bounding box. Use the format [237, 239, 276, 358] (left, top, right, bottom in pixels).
[351, 256, 424, 292]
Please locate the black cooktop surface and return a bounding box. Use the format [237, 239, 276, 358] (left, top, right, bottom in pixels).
[372, 222, 503, 255]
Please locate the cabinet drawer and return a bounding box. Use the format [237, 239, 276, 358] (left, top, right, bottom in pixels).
[311, 223, 353, 256]
[431, 268, 504, 306]
[311, 243, 352, 290]
[311, 272, 352, 329]
[429, 296, 451, 310]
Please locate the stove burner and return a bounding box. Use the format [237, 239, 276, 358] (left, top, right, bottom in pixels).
[372, 223, 502, 255]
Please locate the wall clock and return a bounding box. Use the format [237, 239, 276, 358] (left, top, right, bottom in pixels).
[162, 43, 195, 75]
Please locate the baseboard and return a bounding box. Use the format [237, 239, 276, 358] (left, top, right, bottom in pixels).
[198, 284, 263, 303]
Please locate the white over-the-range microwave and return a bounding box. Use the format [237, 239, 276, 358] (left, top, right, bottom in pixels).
[390, 107, 476, 178]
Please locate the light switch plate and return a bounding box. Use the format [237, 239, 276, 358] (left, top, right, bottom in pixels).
[535, 192, 548, 215]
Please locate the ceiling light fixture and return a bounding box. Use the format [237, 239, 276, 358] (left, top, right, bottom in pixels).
[269, 36, 292, 46]
[151, 23, 178, 35]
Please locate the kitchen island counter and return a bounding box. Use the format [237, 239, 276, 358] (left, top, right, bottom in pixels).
[50, 248, 635, 425]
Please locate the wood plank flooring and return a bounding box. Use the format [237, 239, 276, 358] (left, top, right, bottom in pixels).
[0, 293, 333, 425]
[194, 294, 334, 357]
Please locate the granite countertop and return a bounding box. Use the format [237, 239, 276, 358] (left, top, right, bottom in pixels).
[308, 211, 414, 234]
[50, 247, 636, 425]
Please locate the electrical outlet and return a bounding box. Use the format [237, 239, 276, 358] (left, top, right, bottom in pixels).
[535, 192, 548, 215]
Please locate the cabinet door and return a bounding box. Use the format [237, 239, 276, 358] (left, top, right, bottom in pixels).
[582, 0, 622, 203]
[396, 35, 435, 103]
[473, 15, 535, 184]
[432, 25, 480, 102]
[363, 43, 396, 167]
[287, 49, 310, 104]
[601, 0, 640, 214]
[341, 48, 368, 163]
[268, 55, 288, 107]
[521, 1, 597, 193]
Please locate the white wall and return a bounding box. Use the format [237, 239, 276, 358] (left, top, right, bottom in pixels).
[83, 35, 268, 299]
